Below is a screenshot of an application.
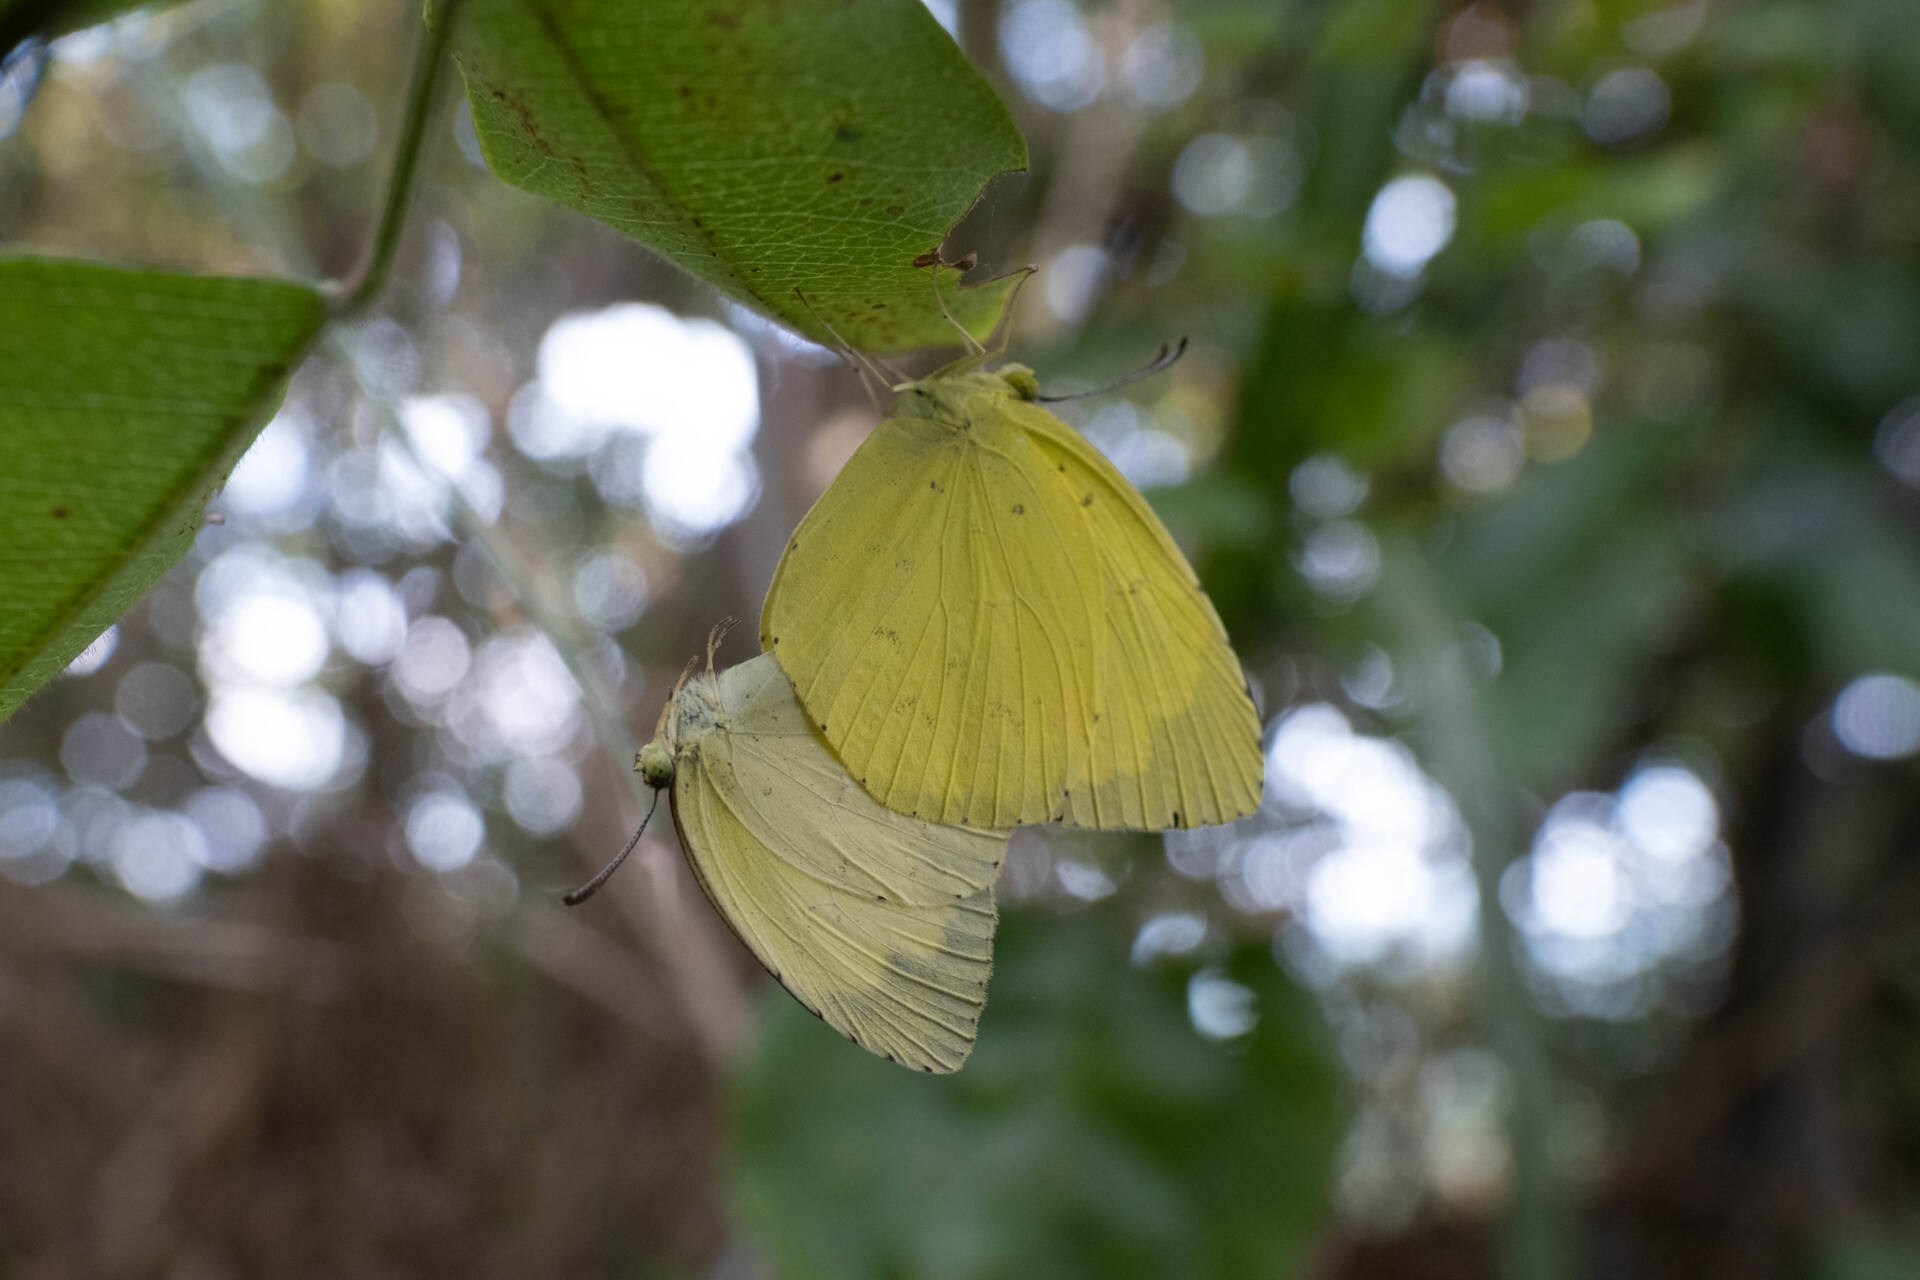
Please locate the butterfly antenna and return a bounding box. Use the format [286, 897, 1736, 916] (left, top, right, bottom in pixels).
[563, 786, 661, 906]
[1034, 337, 1190, 404]
[794, 288, 900, 407]
[927, 257, 986, 357]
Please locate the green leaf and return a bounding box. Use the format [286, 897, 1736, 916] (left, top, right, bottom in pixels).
[0, 259, 325, 723]
[441, 0, 1028, 355]
[730, 909, 1343, 1280]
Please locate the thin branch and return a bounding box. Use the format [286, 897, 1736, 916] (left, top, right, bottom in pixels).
[326, 0, 466, 319]
[0, 880, 347, 996]
[374, 407, 751, 1068]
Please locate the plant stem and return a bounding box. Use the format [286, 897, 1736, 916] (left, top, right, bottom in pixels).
[1381, 538, 1579, 1280]
[328, 0, 465, 319]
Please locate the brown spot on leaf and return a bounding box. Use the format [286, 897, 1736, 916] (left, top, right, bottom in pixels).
[885, 204, 904, 215]
[828, 171, 845, 183]
[50, 506, 69, 519]
[912, 251, 941, 268]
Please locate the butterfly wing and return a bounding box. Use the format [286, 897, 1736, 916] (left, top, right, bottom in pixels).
[1005, 396, 1265, 829]
[762, 380, 1262, 830]
[670, 654, 1003, 1074]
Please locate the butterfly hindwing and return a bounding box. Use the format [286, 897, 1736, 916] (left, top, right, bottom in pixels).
[669, 654, 1003, 1074]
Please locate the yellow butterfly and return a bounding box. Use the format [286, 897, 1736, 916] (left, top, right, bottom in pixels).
[568, 643, 1006, 1075]
[761, 355, 1264, 832]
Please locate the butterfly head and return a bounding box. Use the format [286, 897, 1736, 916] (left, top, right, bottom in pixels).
[998, 364, 1038, 400]
[637, 739, 674, 789]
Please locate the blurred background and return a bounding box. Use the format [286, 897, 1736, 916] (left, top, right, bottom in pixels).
[3, 0, 1920, 1275]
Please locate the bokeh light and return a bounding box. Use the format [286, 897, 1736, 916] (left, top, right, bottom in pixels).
[998, 0, 1103, 113]
[1364, 176, 1456, 279]
[1832, 674, 1920, 761]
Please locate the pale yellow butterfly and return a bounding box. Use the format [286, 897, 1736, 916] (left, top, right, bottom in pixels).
[761, 356, 1264, 832]
[568, 645, 1006, 1075]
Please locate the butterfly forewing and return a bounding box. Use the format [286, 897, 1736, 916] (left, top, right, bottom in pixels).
[762, 370, 1263, 831]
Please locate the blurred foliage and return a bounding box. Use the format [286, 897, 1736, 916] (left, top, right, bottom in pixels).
[1819, 1229, 1920, 1280]
[734, 907, 1340, 1280]
[0, 0, 172, 52]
